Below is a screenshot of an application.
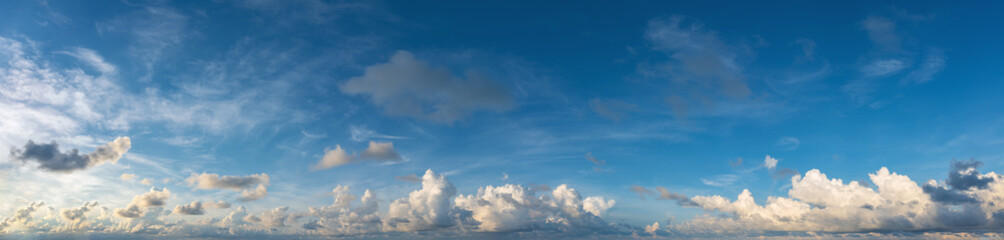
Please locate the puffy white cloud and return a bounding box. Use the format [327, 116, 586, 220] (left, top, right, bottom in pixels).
[339, 51, 514, 123]
[454, 183, 616, 232]
[312, 142, 404, 170]
[120, 173, 136, 181]
[764, 155, 778, 170]
[9, 137, 131, 173]
[668, 162, 1004, 234]
[385, 169, 457, 231]
[582, 197, 615, 217]
[313, 145, 353, 170]
[360, 141, 401, 161]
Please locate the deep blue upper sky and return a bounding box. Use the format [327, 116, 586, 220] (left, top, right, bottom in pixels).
[2, 0, 1004, 238]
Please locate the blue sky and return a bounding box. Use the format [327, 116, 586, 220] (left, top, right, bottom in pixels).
[2, 0, 1004, 238]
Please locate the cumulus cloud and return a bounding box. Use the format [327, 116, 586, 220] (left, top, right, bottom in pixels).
[0, 202, 44, 232]
[312, 142, 404, 170]
[385, 169, 457, 231]
[187, 173, 270, 190]
[120, 173, 137, 181]
[186, 172, 270, 202]
[662, 161, 1004, 234]
[764, 155, 778, 170]
[173, 201, 205, 215]
[339, 51, 514, 123]
[312, 145, 354, 170]
[359, 141, 402, 161]
[9, 137, 131, 173]
[300, 186, 382, 234]
[115, 188, 171, 218]
[454, 183, 615, 232]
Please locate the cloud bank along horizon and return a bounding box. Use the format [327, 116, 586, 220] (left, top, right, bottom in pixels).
[3, 0, 1004, 239]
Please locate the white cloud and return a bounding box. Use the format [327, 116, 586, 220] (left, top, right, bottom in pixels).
[120, 173, 136, 181]
[385, 169, 457, 231]
[764, 155, 778, 170]
[340, 51, 514, 123]
[312, 145, 354, 170]
[360, 141, 402, 161]
[312, 141, 404, 170]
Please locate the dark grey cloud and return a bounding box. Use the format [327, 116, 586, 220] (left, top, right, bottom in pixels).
[9, 137, 131, 173]
[340, 51, 514, 123]
[923, 183, 979, 204]
[947, 160, 993, 190]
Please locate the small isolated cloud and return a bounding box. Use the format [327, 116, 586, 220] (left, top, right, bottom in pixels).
[360, 141, 402, 161]
[585, 152, 606, 165]
[140, 178, 153, 185]
[776, 137, 800, 150]
[764, 155, 779, 170]
[313, 145, 354, 170]
[186, 172, 270, 201]
[339, 50, 514, 123]
[10, 137, 131, 173]
[120, 173, 137, 181]
[313, 141, 404, 170]
[173, 201, 205, 215]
